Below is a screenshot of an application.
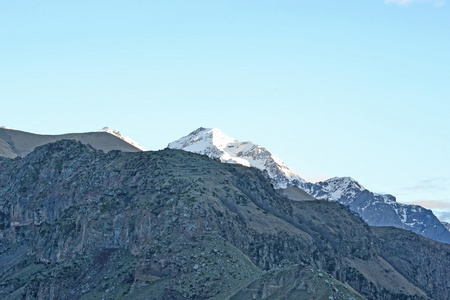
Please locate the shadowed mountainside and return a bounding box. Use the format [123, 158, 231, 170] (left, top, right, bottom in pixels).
[0, 140, 448, 299]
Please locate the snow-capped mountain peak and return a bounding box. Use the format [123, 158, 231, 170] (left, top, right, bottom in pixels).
[99, 127, 146, 151]
[302, 176, 366, 201]
[168, 127, 450, 244]
[322, 177, 365, 190]
[168, 127, 306, 188]
[169, 127, 238, 157]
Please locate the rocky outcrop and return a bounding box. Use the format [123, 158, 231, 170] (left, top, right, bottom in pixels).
[372, 226, 450, 300]
[231, 265, 365, 300]
[0, 140, 446, 299]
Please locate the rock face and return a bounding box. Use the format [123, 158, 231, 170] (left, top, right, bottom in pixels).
[169, 127, 450, 244]
[0, 140, 449, 299]
[0, 127, 143, 158]
[372, 226, 450, 300]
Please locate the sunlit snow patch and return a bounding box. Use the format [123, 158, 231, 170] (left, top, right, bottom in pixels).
[99, 127, 146, 151]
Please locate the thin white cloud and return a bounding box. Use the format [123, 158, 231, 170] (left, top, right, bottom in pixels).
[409, 199, 450, 209]
[404, 178, 448, 192]
[385, 0, 445, 6]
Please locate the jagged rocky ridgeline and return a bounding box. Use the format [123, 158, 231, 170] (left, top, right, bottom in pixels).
[1, 126, 449, 244]
[0, 140, 449, 299]
[169, 127, 450, 244]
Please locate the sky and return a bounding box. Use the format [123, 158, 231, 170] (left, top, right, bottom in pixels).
[1, 1, 449, 222]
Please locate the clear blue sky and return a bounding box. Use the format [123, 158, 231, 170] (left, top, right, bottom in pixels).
[1, 1, 449, 221]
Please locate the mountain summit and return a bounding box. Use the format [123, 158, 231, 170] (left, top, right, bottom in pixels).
[302, 177, 450, 244]
[168, 127, 306, 189]
[170, 127, 450, 244]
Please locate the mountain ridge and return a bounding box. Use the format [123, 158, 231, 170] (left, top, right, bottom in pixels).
[98, 126, 146, 151]
[0, 127, 143, 158]
[302, 177, 450, 244]
[169, 127, 450, 244]
[1, 139, 449, 299]
[1, 126, 448, 244]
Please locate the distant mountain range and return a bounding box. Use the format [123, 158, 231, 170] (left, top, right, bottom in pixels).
[169, 127, 450, 244]
[1, 126, 450, 298]
[1, 138, 449, 299]
[1, 126, 448, 244]
[0, 127, 143, 159]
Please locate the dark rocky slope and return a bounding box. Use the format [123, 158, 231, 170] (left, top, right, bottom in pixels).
[372, 226, 450, 300]
[0, 140, 447, 299]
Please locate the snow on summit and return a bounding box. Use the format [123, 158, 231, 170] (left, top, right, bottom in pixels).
[168, 127, 306, 188]
[169, 127, 450, 244]
[99, 127, 146, 151]
[310, 177, 366, 201]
